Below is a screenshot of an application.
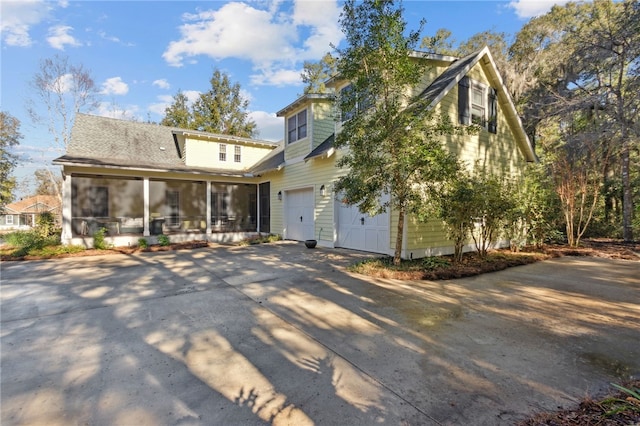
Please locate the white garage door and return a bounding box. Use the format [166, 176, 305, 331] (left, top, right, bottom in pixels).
[337, 197, 389, 254]
[285, 188, 315, 241]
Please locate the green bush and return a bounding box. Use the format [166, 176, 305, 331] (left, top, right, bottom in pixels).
[157, 234, 170, 246]
[137, 238, 149, 249]
[35, 212, 58, 237]
[422, 256, 451, 270]
[93, 227, 110, 250]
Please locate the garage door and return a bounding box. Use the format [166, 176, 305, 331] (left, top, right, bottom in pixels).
[337, 196, 389, 254]
[285, 188, 314, 241]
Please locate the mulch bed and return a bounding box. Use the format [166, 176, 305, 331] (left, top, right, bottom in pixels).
[518, 380, 640, 426]
[1, 241, 211, 261]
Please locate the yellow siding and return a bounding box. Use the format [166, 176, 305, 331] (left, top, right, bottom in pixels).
[185, 138, 274, 170]
[264, 153, 349, 246]
[404, 62, 529, 255]
[312, 102, 335, 151]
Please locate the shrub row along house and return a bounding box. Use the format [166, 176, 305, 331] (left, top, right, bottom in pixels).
[54, 47, 535, 257]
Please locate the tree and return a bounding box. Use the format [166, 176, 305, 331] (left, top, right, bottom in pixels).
[301, 53, 337, 94]
[0, 111, 22, 209]
[161, 69, 257, 137]
[420, 28, 457, 56]
[333, 0, 460, 265]
[161, 91, 192, 128]
[510, 0, 640, 241]
[34, 168, 62, 196]
[192, 69, 256, 137]
[27, 54, 100, 153]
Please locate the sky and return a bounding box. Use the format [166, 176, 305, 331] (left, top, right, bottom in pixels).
[1, 0, 569, 196]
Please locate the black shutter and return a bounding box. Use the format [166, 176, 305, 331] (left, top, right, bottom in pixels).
[458, 76, 471, 125]
[488, 87, 498, 134]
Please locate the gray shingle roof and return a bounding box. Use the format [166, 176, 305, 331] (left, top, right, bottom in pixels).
[54, 114, 278, 175]
[304, 133, 334, 160]
[250, 144, 284, 174]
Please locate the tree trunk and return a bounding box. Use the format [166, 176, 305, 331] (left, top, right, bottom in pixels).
[621, 135, 633, 242]
[394, 206, 404, 266]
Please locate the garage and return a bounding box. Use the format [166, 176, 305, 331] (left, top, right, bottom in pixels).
[285, 188, 315, 241]
[337, 197, 390, 254]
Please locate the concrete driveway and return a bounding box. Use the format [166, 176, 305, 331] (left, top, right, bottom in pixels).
[1, 241, 638, 425]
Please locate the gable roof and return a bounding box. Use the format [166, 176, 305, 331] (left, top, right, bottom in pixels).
[54, 114, 278, 176]
[304, 47, 535, 164]
[415, 46, 536, 162]
[4, 195, 60, 214]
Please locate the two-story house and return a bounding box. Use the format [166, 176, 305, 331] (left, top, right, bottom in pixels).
[55, 47, 534, 257]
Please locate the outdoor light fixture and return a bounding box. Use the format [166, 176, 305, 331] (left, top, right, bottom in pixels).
[320, 185, 326, 197]
[278, 191, 282, 201]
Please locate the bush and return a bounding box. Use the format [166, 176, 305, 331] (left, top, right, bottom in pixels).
[2, 229, 61, 257]
[157, 234, 170, 246]
[137, 238, 149, 249]
[93, 227, 110, 250]
[35, 212, 58, 237]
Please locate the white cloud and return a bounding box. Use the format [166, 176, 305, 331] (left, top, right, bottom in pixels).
[250, 68, 302, 87]
[96, 102, 140, 121]
[508, 0, 572, 18]
[47, 73, 74, 93]
[162, 0, 342, 86]
[47, 25, 81, 50]
[101, 77, 129, 95]
[153, 79, 171, 90]
[147, 90, 201, 118]
[0, 0, 50, 47]
[249, 110, 283, 142]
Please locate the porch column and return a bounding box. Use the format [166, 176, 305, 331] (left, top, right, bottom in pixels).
[206, 181, 212, 235]
[61, 173, 72, 243]
[143, 177, 150, 236]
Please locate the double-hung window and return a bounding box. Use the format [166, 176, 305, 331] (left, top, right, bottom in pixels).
[340, 83, 373, 122]
[6, 215, 13, 225]
[458, 76, 498, 134]
[219, 143, 226, 161]
[287, 109, 307, 143]
[234, 145, 241, 163]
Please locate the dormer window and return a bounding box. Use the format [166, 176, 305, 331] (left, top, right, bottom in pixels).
[340, 84, 372, 122]
[287, 109, 307, 144]
[458, 76, 498, 134]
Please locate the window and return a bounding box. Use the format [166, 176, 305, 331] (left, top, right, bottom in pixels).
[6, 215, 13, 225]
[219, 144, 226, 161]
[234, 145, 241, 163]
[458, 76, 498, 134]
[287, 109, 307, 143]
[340, 83, 373, 122]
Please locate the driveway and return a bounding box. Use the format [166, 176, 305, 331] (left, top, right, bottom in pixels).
[1, 241, 638, 425]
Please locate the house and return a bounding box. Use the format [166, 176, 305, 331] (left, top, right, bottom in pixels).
[0, 195, 61, 232]
[54, 47, 535, 257]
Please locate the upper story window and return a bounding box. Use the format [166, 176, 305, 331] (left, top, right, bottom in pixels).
[458, 76, 498, 134]
[287, 109, 307, 144]
[219, 143, 226, 161]
[234, 145, 241, 163]
[340, 83, 373, 122]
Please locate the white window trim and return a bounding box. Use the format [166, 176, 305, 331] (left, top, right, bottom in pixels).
[6, 215, 14, 225]
[234, 145, 241, 163]
[287, 109, 308, 144]
[219, 143, 227, 162]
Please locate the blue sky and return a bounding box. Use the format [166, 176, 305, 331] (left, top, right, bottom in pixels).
[1, 0, 568, 195]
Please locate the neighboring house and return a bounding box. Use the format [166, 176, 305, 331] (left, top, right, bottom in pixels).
[55, 47, 535, 257]
[0, 195, 61, 232]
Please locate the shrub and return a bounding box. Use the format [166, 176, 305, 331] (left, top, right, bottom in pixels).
[93, 227, 110, 250]
[157, 234, 170, 246]
[35, 212, 58, 237]
[422, 256, 451, 270]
